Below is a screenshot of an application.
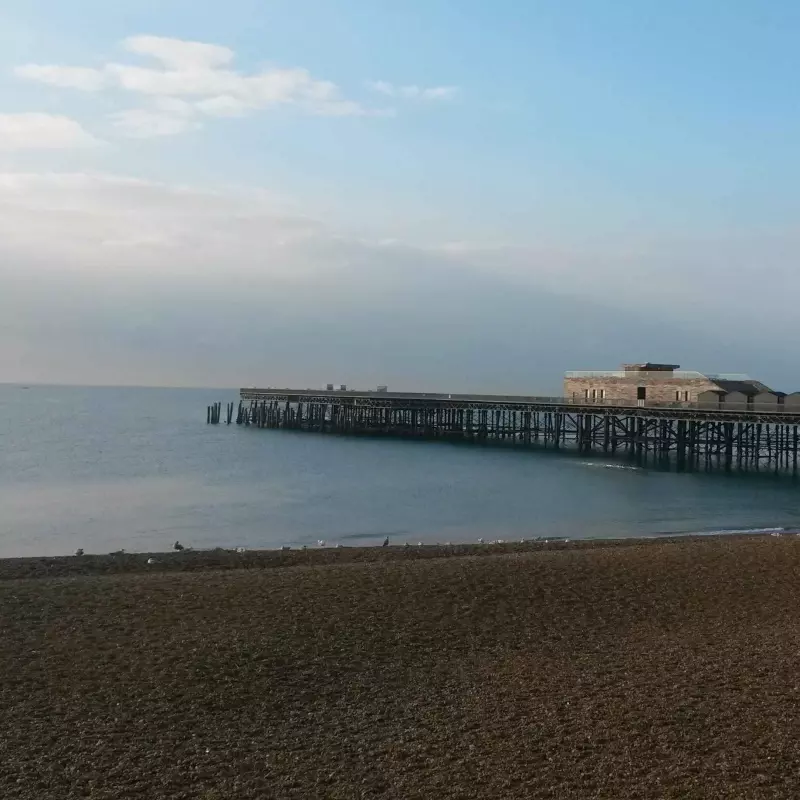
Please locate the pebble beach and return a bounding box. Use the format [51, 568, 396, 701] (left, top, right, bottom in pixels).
[3, 535, 800, 799]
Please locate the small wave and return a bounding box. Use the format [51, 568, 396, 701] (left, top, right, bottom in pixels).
[700, 526, 790, 536]
[579, 462, 642, 472]
[655, 526, 793, 538]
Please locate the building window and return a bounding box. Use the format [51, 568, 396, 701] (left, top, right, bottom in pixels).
[683, 391, 689, 402]
[584, 389, 589, 400]
[675, 391, 681, 402]
[591, 389, 597, 400]
[599, 389, 606, 400]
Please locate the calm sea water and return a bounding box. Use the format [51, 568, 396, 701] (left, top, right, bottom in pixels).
[2, 384, 800, 557]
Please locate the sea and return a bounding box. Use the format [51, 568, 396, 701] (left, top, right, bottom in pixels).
[2, 384, 800, 558]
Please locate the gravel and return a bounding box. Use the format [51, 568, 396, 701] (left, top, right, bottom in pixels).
[2, 536, 800, 799]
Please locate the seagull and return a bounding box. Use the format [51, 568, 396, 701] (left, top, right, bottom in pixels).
[146, 557, 157, 565]
[173, 541, 185, 551]
[235, 547, 246, 554]
[382, 537, 389, 547]
[445, 541, 452, 546]
[478, 538, 484, 544]
[417, 542, 423, 547]
[74, 548, 84, 557]
[317, 540, 326, 547]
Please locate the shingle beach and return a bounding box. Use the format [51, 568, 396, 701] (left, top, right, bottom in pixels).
[2, 536, 800, 799]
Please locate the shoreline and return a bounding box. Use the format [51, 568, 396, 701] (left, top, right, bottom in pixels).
[0, 530, 795, 580]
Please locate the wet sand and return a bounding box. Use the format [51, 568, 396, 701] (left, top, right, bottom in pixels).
[2, 536, 800, 799]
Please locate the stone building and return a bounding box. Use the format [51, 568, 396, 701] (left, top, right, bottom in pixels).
[564, 363, 776, 407]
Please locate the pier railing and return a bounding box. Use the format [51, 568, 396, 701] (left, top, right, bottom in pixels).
[239, 388, 795, 417]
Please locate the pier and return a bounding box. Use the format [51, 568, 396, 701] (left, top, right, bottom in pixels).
[208, 388, 800, 474]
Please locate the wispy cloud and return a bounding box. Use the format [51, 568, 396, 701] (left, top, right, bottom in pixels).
[367, 81, 459, 101]
[123, 35, 234, 69]
[13, 64, 109, 91]
[0, 113, 99, 149]
[15, 35, 395, 138]
[110, 108, 198, 138]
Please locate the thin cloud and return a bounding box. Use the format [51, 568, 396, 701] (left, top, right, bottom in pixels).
[13, 64, 109, 91]
[122, 35, 234, 69]
[367, 80, 459, 101]
[110, 108, 199, 138]
[15, 35, 394, 138]
[0, 113, 99, 149]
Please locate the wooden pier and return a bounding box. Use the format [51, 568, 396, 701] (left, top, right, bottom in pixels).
[207, 388, 800, 474]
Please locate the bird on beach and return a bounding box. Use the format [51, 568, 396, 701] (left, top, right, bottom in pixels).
[146, 557, 157, 565]
[173, 541, 185, 551]
[317, 540, 326, 547]
[74, 548, 84, 557]
[478, 538, 484, 544]
[382, 537, 389, 547]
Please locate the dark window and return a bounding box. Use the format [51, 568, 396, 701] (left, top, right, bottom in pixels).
[637, 387, 647, 401]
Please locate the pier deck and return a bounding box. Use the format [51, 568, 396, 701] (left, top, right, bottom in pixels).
[208, 388, 800, 474]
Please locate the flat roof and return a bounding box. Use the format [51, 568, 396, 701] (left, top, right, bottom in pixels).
[622, 363, 680, 371]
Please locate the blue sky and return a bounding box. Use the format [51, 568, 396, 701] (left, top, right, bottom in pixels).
[1, 1, 799, 388]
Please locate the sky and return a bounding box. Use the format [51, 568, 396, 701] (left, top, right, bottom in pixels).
[1, 0, 799, 391]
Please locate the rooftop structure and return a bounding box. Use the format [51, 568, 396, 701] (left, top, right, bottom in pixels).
[564, 362, 778, 407]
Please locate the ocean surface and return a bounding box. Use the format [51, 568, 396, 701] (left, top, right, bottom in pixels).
[2, 384, 800, 558]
